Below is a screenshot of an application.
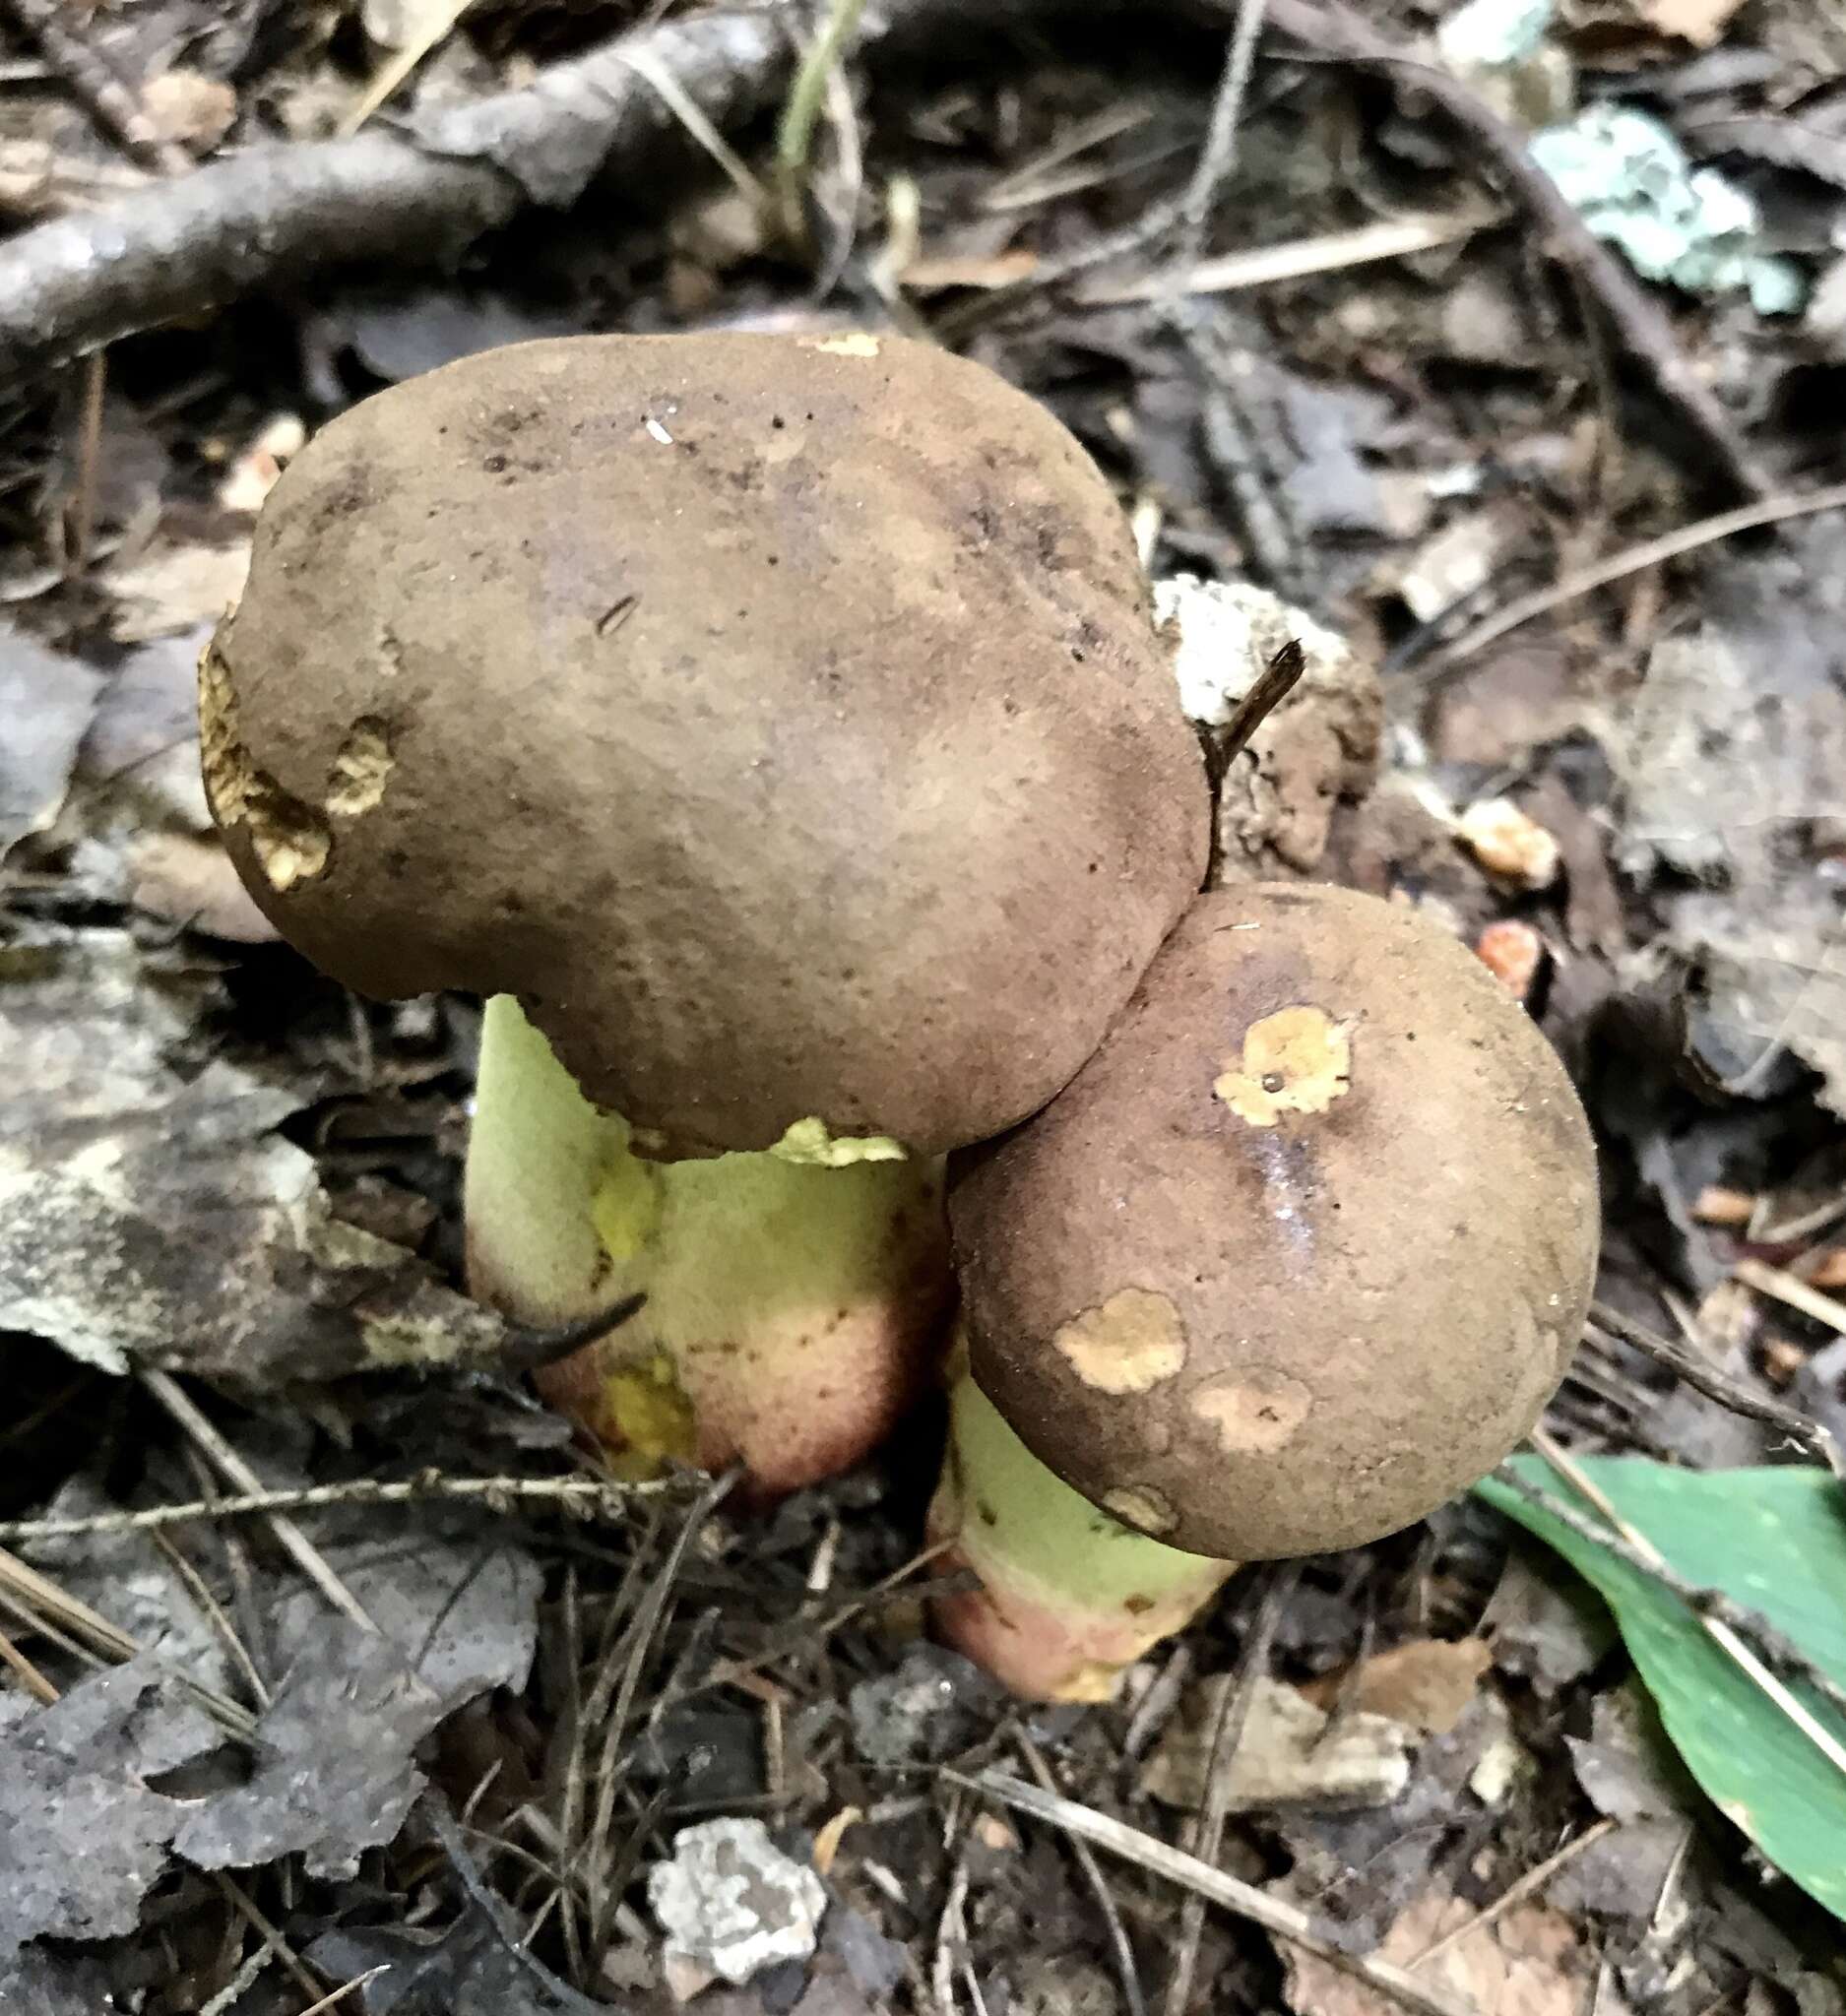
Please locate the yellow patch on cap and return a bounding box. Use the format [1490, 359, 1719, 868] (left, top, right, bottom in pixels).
[1214, 1004, 1352, 1127]
[1053, 1289, 1188, 1394]
[1190, 1369, 1311, 1453]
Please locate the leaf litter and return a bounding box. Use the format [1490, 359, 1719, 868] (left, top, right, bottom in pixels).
[6, 0, 1846, 2008]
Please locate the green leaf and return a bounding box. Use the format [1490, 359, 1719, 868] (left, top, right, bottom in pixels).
[1475, 1456, 1846, 1918]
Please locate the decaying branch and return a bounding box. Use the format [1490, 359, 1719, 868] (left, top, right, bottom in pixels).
[0, 0, 1767, 505]
[0, 4, 794, 386]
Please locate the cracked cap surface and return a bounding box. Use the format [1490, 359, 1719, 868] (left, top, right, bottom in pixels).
[953, 884, 1601, 1559]
[203, 333, 1208, 1156]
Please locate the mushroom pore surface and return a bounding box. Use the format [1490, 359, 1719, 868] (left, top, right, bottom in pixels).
[953, 884, 1600, 1559]
[203, 333, 1207, 1156]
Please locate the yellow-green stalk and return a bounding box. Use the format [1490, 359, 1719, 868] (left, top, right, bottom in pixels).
[926, 1359, 1233, 1703]
[467, 996, 950, 1498]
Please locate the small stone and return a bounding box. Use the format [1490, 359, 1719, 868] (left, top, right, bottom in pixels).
[1475, 919, 1545, 1000]
[649, 1818, 827, 1986]
[1456, 798, 1560, 890]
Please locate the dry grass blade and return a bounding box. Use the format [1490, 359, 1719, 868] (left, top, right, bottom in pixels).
[0, 1619, 57, 1703]
[945, 1768, 1487, 2016]
[1405, 1819, 1617, 1969]
[1016, 1732, 1145, 2016]
[1083, 213, 1488, 302]
[1165, 1565, 1294, 2016]
[583, 1467, 737, 1959]
[1420, 480, 1846, 677]
[141, 1371, 377, 1633]
[1734, 1259, 1846, 1340]
[339, 0, 475, 134]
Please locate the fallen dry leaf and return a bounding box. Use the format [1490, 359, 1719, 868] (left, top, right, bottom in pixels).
[1143, 1674, 1411, 1813]
[0, 925, 507, 1382]
[1285, 1891, 1613, 2016]
[100, 539, 248, 644]
[1303, 1638, 1494, 1735]
[1632, 0, 1746, 47]
[126, 831, 279, 940]
[139, 70, 236, 152]
[0, 627, 103, 856]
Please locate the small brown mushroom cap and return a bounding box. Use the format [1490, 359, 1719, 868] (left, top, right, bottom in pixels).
[203, 333, 1207, 1157]
[954, 884, 1600, 1559]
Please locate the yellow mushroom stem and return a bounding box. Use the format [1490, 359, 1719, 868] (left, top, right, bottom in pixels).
[926, 1354, 1234, 1704]
[465, 995, 951, 1498]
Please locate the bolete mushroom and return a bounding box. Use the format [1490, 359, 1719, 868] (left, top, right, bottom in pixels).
[929, 883, 1600, 1699]
[201, 332, 1209, 1492]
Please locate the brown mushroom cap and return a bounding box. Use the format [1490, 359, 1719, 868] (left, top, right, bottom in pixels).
[954, 884, 1600, 1559]
[202, 333, 1207, 1157]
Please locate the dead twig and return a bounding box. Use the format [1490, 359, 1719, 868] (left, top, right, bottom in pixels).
[1166, 1566, 1294, 2016]
[1170, 0, 1268, 280]
[0, 1466, 683, 1544]
[946, 1768, 1487, 2016]
[1016, 1732, 1146, 2016]
[1252, 0, 1770, 503]
[140, 1370, 378, 1634]
[583, 1468, 737, 1959]
[1405, 1818, 1618, 1969]
[0, 3, 793, 387]
[0, 0, 191, 175]
[1588, 1299, 1843, 1479]
[1418, 479, 1846, 678]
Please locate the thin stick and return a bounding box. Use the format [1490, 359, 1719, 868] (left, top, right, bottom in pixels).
[1419, 480, 1846, 677]
[0, 1465, 682, 1544]
[0, 0, 191, 174]
[211, 1873, 325, 2005]
[946, 1769, 1486, 2016]
[1405, 1818, 1617, 1968]
[0, 1621, 57, 1704]
[1166, 1567, 1294, 2016]
[1588, 1300, 1842, 1478]
[932, 1852, 971, 2016]
[1171, 0, 1269, 279]
[1217, 639, 1305, 769]
[774, 0, 865, 245]
[140, 1370, 377, 1634]
[1082, 213, 1487, 303]
[1016, 1732, 1146, 2016]
[1734, 1258, 1846, 1340]
[293, 1970, 390, 2016]
[66, 347, 106, 574]
[1257, 0, 1770, 503]
[585, 1468, 737, 1954]
[425, 1796, 611, 2016]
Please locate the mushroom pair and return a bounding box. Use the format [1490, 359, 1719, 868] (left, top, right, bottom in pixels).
[205, 331, 1600, 1705]
[202, 332, 1208, 1495]
[927, 884, 1601, 1700]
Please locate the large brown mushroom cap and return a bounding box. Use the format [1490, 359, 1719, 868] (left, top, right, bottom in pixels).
[203, 333, 1207, 1156]
[954, 884, 1600, 1559]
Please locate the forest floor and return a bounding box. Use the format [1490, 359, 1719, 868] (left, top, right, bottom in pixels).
[4, 1, 1846, 2012]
